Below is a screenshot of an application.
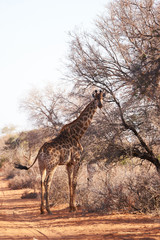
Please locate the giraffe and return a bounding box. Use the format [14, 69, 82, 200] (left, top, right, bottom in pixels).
[15, 90, 105, 214]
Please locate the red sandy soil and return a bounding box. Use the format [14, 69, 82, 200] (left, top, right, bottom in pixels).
[0, 175, 160, 240]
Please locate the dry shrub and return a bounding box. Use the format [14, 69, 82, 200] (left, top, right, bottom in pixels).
[49, 166, 69, 206]
[126, 170, 160, 213]
[8, 174, 35, 189]
[84, 161, 160, 214]
[7, 165, 40, 191]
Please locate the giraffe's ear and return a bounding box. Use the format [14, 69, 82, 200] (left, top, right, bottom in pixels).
[101, 89, 106, 97]
[92, 90, 97, 98]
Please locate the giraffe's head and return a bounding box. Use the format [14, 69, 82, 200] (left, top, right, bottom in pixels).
[92, 90, 105, 109]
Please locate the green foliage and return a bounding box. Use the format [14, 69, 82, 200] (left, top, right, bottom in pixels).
[120, 157, 131, 165]
[0, 156, 8, 168]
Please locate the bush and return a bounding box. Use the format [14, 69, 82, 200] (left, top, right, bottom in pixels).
[83, 162, 160, 214]
[9, 175, 34, 189]
[49, 166, 69, 206]
[126, 170, 160, 213]
[8, 167, 39, 191]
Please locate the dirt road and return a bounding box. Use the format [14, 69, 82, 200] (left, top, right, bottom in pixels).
[0, 176, 160, 240]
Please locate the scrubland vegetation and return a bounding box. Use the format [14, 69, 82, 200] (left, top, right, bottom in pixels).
[0, 0, 160, 214]
[0, 126, 160, 214]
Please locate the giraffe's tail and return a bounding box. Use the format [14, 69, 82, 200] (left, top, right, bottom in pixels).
[14, 155, 38, 171]
[14, 163, 29, 170]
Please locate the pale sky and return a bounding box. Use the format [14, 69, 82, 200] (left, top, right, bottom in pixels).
[0, 0, 108, 133]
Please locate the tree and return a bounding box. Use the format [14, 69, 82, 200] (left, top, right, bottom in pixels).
[20, 84, 65, 132]
[67, 0, 160, 173]
[20, 83, 94, 133]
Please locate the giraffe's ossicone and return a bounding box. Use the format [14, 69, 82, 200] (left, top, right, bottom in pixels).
[15, 90, 105, 214]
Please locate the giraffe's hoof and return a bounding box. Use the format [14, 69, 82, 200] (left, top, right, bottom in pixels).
[40, 206, 45, 214]
[69, 206, 77, 212]
[40, 208, 45, 214]
[47, 210, 53, 215]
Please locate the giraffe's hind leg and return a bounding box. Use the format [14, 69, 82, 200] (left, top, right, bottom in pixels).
[45, 168, 56, 215]
[40, 169, 46, 214]
[67, 151, 81, 212]
[66, 163, 75, 211]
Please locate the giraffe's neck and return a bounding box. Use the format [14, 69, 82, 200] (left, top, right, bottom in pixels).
[63, 100, 98, 140]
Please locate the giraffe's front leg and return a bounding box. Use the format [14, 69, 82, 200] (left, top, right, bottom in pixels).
[67, 151, 81, 212]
